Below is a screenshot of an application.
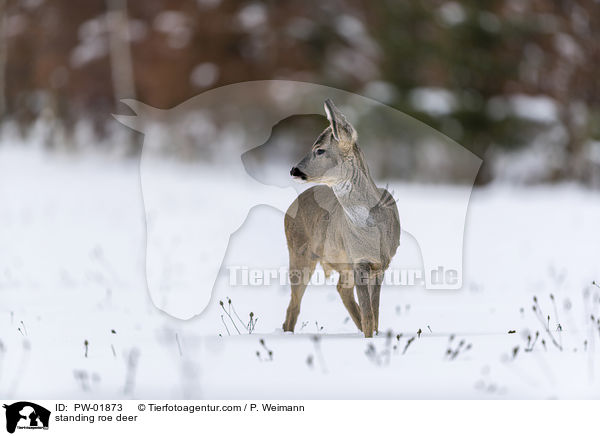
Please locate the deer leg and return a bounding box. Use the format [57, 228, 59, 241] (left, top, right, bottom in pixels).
[283, 257, 315, 332]
[354, 263, 374, 337]
[337, 279, 362, 332]
[370, 271, 384, 335]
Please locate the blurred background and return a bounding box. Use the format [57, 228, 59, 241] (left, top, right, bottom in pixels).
[0, 0, 599, 185]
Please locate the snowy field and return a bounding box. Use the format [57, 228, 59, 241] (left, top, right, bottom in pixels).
[1, 146, 600, 399]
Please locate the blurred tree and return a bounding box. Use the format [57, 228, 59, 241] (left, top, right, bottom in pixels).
[0, 0, 6, 119]
[370, 0, 599, 183]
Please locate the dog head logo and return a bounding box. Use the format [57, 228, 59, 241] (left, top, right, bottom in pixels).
[3, 402, 50, 434]
[114, 80, 481, 320]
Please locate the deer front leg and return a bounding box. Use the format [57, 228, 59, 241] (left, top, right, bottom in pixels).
[283, 257, 315, 332]
[283, 283, 306, 332]
[354, 263, 374, 337]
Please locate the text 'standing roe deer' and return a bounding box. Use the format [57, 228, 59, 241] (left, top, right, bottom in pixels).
[284, 99, 400, 338]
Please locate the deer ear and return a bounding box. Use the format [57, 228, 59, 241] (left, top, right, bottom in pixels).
[323, 99, 356, 151]
[324, 99, 340, 142]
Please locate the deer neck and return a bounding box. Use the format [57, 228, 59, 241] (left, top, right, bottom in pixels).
[331, 170, 380, 227]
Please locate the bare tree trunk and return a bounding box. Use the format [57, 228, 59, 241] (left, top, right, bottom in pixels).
[105, 0, 137, 152]
[0, 0, 7, 120]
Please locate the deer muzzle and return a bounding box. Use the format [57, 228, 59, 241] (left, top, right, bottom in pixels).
[290, 167, 307, 180]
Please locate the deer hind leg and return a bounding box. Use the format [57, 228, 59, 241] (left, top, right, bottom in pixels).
[354, 263, 374, 338]
[283, 255, 316, 332]
[370, 270, 384, 335]
[336, 271, 362, 332]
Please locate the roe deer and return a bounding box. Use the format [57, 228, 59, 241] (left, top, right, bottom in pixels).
[283, 99, 400, 338]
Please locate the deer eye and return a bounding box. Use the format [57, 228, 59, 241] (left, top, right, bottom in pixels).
[316, 149, 326, 155]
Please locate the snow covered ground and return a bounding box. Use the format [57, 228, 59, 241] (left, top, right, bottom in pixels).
[1, 145, 600, 399]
